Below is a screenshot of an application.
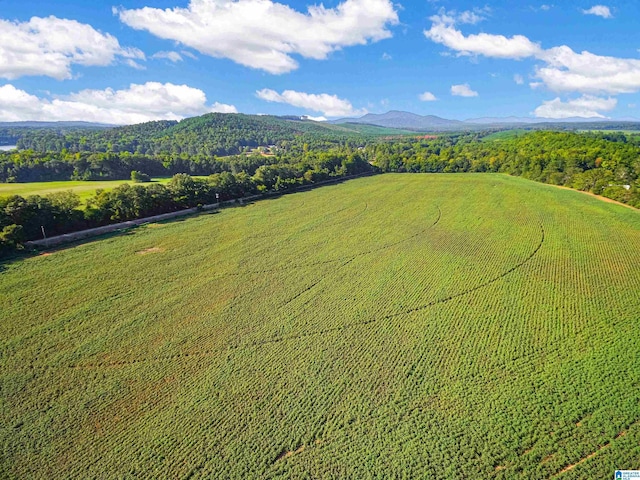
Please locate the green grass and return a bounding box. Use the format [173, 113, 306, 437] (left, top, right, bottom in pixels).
[1, 174, 639, 479]
[335, 123, 417, 135]
[481, 129, 528, 141]
[0, 177, 203, 205]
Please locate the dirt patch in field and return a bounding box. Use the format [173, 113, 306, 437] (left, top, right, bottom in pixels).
[136, 247, 165, 255]
[39, 252, 53, 257]
[553, 443, 609, 477]
[549, 184, 638, 211]
[275, 445, 305, 462]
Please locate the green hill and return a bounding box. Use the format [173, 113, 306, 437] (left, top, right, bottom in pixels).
[15, 114, 392, 156]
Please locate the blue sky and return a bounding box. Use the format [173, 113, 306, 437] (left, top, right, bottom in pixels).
[0, 0, 639, 123]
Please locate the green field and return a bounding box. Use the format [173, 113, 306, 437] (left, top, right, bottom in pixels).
[0, 178, 186, 204]
[1, 174, 639, 478]
[481, 129, 528, 141]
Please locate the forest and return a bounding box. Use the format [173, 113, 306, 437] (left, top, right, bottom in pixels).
[11, 114, 368, 156]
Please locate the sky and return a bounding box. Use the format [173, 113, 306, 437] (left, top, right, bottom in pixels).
[0, 0, 639, 124]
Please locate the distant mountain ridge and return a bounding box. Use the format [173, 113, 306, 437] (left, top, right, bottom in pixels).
[332, 110, 640, 131]
[332, 110, 463, 130]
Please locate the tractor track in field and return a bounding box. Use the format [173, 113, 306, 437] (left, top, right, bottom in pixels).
[218, 205, 441, 278]
[224, 219, 543, 352]
[12, 210, 549, 374]
[548, 418, 639, 477]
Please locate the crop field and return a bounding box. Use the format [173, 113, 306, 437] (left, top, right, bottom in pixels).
[1, 174, 639, 479]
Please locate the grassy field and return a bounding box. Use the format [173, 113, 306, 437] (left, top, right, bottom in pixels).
[0, 178, 195, 204]
[1, 174, 639, 479]
[481, 129, 528, 141]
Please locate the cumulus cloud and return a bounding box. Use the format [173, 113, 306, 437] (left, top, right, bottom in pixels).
[582, 5, 613, 18]
[451, 84, 478, 97]
[256, 88, 365, 117]
[302, 115, 328, 122]
[533, 95, 617, 118]
[424, 16, 640, 96]
[419, 91, 437, 101]
[514, 74, 525, 84]
[152, 51, 183, 62]
[0, 16, 143, 80]
[117, 0, 399, 74]
[424, 14, 541, 59]
[0, 82, 236, 125]
[535, 46, 640, 94]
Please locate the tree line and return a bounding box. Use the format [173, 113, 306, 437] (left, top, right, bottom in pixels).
[367, 131, 640, 207]
[0, 151, 372, 256]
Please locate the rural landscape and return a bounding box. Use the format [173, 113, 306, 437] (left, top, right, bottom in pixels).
[2, 114, 640, 479]
[2, 0, 640, 479]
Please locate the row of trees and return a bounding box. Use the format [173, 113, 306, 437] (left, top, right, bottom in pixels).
[367, 131, 640, 207]
[0, 150, 279, 183]
[0, 152, 373, 256]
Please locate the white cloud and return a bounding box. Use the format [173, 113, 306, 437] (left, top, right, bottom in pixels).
[457, 10, 487, 25]
[181, 50, 198, 60]
[302, 115, 328, 122]
[432, 7, 490, 26]
[0, 16, 143, 80]
[0, 82, 236, 125]
[256, 88, 365, 117]
[419, 91, 437, 101]
[125, 59, 146, 70]
[117, 0, 399, 74]
[382, 52, 392, 60]
[424, 17, 640, 96]
[152, 51, 183, 62]
[582, 5, 613, 18]
[535, 46, 640, 94]
[533, 95, 617, 118]
[425, 15, 541, 59]
[451, 83, 478, 97]
[514, 74, 525, 84]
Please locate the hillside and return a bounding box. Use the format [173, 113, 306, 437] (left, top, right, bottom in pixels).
[1, 174, 639, 478]
[14, 114, 410, 156]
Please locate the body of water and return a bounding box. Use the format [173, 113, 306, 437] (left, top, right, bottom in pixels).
[0, 145, 17, 151]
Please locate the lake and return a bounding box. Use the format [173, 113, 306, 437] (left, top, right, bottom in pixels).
[0, 145, 17, 151]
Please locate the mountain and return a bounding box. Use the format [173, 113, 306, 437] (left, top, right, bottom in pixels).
[465, 116, 615, 124]
[332, 110, 463, 130]
[331, 111, 640, 130]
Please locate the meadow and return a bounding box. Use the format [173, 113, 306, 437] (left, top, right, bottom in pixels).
[0, 178, 194, 205]
[1, 174, 639, 479]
